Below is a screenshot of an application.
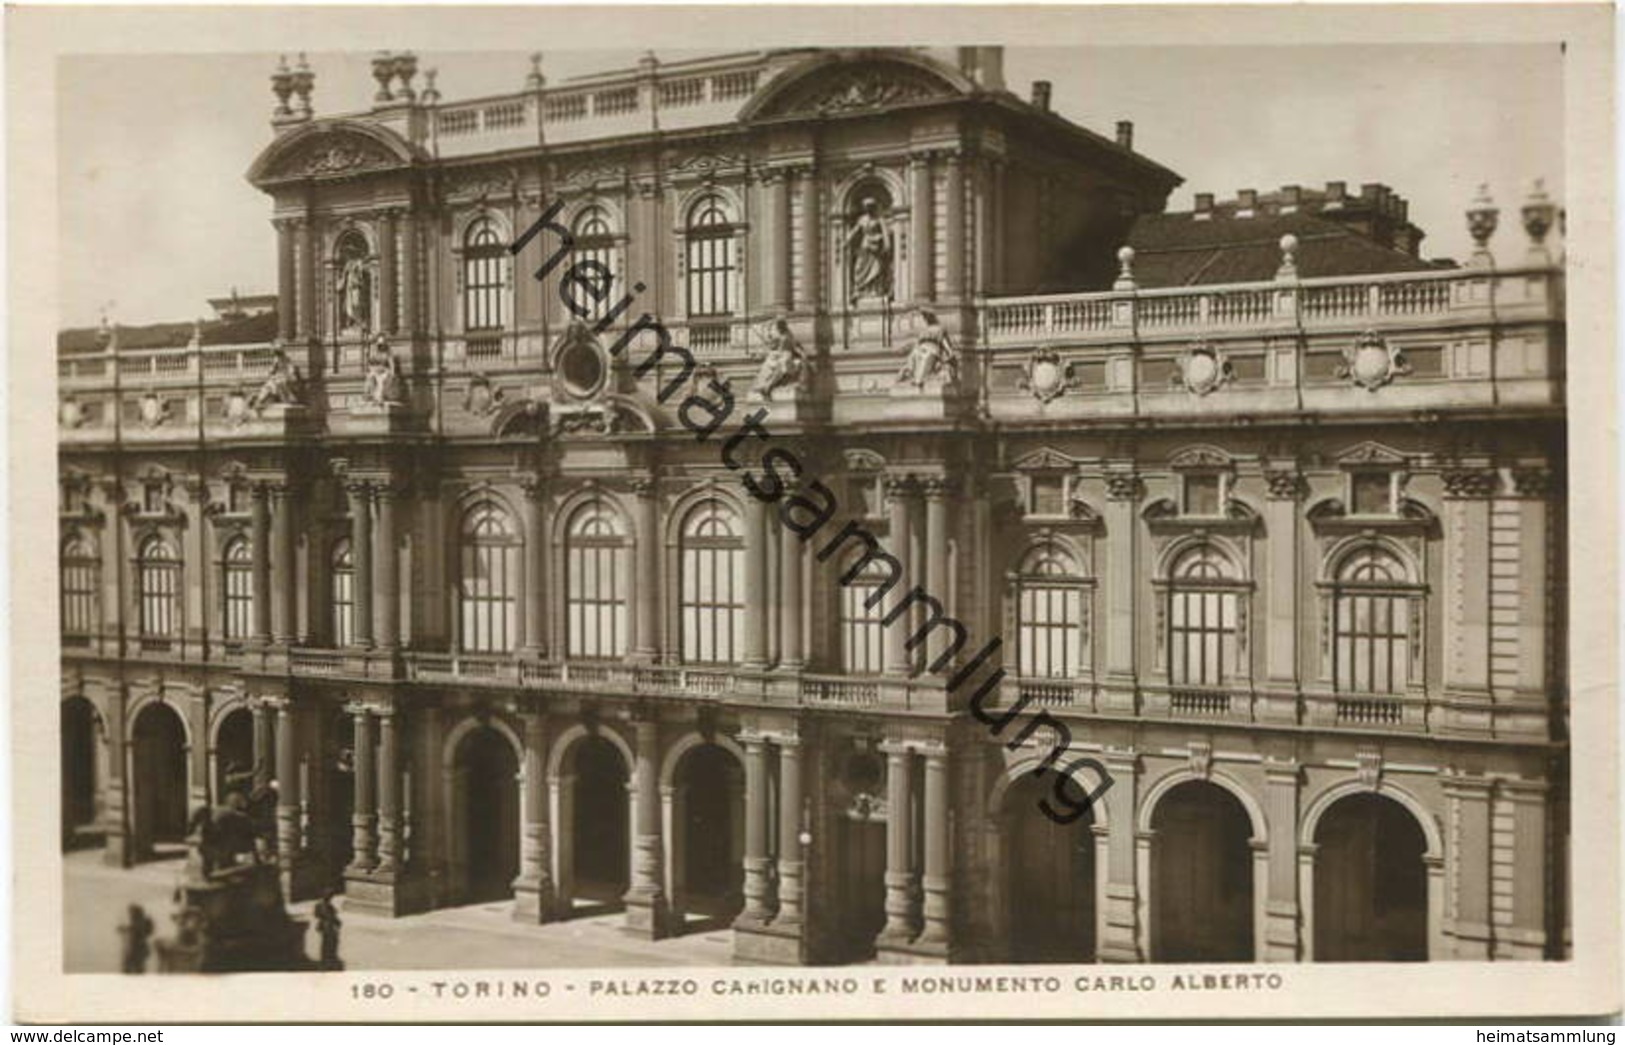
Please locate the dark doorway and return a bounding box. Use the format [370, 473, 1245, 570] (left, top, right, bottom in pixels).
[674, 743, 743, 927]
[61, 699, 101, 849]
[323, 707, 355, 884]
[1005, 771, 1096, 963]
[131, 703, 189, 859]
[215, 708, 254, 799]
[571, 735, 629, 904]
[1151, 781, 1255, 962]
[1314, 794, 1428, 961]
[456, 725, 520, 904]
[831, 750, 887, 961]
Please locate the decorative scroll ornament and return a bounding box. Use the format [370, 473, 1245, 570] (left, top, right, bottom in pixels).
[1356, 748, 1384, 791]
[1174, 340, 1234, 397]
[1020, 347, 1079, 403]
[805, 70, 945, 115]
[295, 139, 395, 177]
[138, 391, 170, 429]
[1337, 330, 1411, 392]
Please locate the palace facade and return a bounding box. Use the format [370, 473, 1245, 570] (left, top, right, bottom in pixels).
[57, 46, 1568, 965]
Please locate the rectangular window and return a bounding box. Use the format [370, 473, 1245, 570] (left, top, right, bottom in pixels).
[1351, 472, 1391, 515]
[1018, 584, 1082, 677]
[332, 565, 354, 647]
[841, 582, 886, 674]
[1335, 593, 1410, 693]
[686, 234, 735, 317]
[461, 543, 518, 654]
[1030, 475, 1065, 517]
[223, 559, 254, 640]
[1183, 474, 1221, 516]
[567, 545, 627, 659]
[682, 545, 745, 664]
[61, 553, 99, 635]
[1169, 588, 1236, 686]
[139, 561, 179, 637]
[143, 483, 165, 514]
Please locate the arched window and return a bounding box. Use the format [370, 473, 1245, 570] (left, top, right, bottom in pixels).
[566, 499, 628, 659]
[572, 206, 617, 321]
[330, 539, 355, 647]
[221, 536, 254, 641]
[841, 558, 890, 674]
[1016, 541, 1087, 678]
[680, 500, 745, 664]
[463, 217, 508, 332]
[60, 534, 100, 636]
[1167, 544, 1240, 688]
[135, 535, 180, 638]
[459, 501, 520, 654]
[1333, 546, 1417, 694]
[685, 196, 735, 317]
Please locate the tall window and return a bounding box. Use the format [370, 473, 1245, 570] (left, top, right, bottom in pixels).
[1016, 542, 1086, 678]
[1167, 544, 1240, 688]
[1333, 546, 1414, 694]
[463, 216, 507, 332]
[566, 499, 628, 659]
[572, 206, 617, 321]
[680, 500, 745, 664]
[685, 196, 735, 317]
[331, 539, 355, 647]
[61, 534, 100, 635]
[135, 535, 180, 638]
[459, 501, 520, 654]
[841, 560, 889, 674]
[221, 536, 254, 641]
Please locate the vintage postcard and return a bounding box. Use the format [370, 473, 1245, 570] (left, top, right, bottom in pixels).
[8, 1, 1619, 1023]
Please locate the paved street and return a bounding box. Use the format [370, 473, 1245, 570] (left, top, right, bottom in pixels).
[64, 848, 738, 973]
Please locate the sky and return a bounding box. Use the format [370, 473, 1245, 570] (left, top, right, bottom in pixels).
[57, 43, 1563, 328]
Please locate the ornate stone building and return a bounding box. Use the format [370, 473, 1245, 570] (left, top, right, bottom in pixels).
[58, 46, 1567, 965]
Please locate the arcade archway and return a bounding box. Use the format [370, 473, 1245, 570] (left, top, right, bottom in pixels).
[1003, 770, 1097, 963]
[61, 698, 101, 849]
[1150, 780, 1254, 962]
[130, 702, 189, 860]
[1314, 793, 1428, 961]
[452, 723, 521, 904]
[670, 742, 744, 931]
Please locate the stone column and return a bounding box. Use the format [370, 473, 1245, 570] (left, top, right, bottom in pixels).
[625, 716, 669, 937]
[1442, 465, 1497, 719]
[1262, 467, 1302, 719]
[942, 153, 965, 301]
[798, 168, 821, 311]
[347, 706, 377, 873]
[1102, 470, 1140, 712]
[738, 734, 773, 923]
[250, 483, 273, 644]
[271, 483, 297, 645]
[775, 736, 804, 927]
[374, 483, 400, 650]
[521, 479, 549, 657]
[742, 491, 769, 670]
[883, 478, 913, 676]
[374, 708, 400, 874]
[347, 482, 374, 648]
[296, 219, 317, 341]
[631, 478, 660, 663]
[770, 171, 793, 312]
[276, 221, 297, 342]
[251, 699, 274, 792]
[879, 742, 916, 943]
[274, 698, 300, 857]
[923, 478, 950, 672]
[514, 712, 555, 922]
[780, 509, 804, 670]
[378, 211, 398, 337]
[910, 155, 934, 303]
[1261, 758, 1301, 960]
[919, 744, 951, 947]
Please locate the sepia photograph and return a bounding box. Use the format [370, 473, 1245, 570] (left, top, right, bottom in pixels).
[9, 1, 1620, 1024]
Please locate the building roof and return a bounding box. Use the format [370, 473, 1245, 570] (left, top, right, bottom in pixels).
[1126, 210, 1446, 288]
[57, 311, 278, 354]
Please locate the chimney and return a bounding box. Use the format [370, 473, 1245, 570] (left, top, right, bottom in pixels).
[1360, 182, 1382, 203]
[1115, 120, 1134, 151]
[1280, 184, 1301, 213]
[1194, 192, 1214, 221]
[1325, 180, 1347, 209]
[1237, 188, 1258, 216]
[1030, 80, 1052, 113]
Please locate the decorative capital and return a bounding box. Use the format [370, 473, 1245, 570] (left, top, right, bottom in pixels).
[629, 476, 658, 498]
[1511, 466, 1558, 499]
[883, 475, 915, 501]
[1103, 471, 1142, 502]
[1440, 466, 1500, 500]
[919, 476, 954, 501]
[1263, 469, 1306, 501]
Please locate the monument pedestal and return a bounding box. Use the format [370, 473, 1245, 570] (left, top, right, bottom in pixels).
[154, 862, 313, 973]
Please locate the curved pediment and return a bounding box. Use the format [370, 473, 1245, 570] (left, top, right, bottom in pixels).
[740, 51, 975, 122]
[246, 120, 419, 187]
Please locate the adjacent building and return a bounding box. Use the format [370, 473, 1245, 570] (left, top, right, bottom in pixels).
[58, 45, 1568, 965]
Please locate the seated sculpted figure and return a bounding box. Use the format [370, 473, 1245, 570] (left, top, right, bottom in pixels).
[247, 350, 301, 411]
[750, 318, 809, 402]
[363, 336, 403, 405]
[897, 309, 959, 389]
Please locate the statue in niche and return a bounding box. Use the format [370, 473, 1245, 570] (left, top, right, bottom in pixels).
[749, 317, 809, 402]
[362, 335, 403, 406]
[335, 245, 372, 333]
[845, 197, 894, 304]
[897, 308, 958, 389]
